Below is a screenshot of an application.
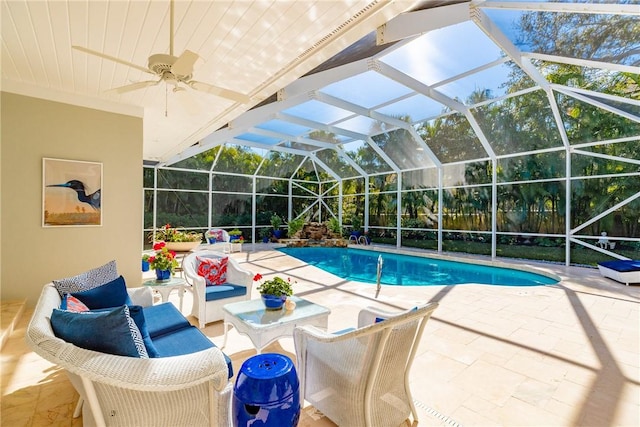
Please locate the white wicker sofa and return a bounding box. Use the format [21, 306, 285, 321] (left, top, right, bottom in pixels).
[26, 283, 233, 427]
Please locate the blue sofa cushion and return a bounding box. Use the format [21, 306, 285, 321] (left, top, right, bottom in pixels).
[71, 275, 132, 310]
[142, 303, 192, 338]
[598, 260, 640, 272]
[51, 305, 148, 358]
[152, 325, 234, 377]
[205, 284, 247, 302]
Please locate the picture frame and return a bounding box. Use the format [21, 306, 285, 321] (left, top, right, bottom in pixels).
[42, 158, 103, 227]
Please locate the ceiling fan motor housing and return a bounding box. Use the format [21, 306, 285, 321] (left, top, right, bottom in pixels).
[148, 54, 191, 80]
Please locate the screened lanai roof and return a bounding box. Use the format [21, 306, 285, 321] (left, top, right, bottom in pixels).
[163, 1, 640, 181]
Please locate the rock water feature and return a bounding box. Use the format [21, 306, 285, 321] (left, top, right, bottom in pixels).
[285, 222, 347, 248]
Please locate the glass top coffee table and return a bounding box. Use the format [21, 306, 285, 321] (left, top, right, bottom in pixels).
[222, 296, 330, 353]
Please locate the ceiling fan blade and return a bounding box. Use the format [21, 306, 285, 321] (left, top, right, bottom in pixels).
[106, 79, 161, 94]
[72, 46, 153, 75]
[188, 81, 250, 104]
[172, 50, 199, 77]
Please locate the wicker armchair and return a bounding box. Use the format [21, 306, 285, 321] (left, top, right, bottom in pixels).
[183, 250, 253, 328]
[25, 283, 232, 427]
[205, 229, 231, 253]
[293, 302, 438, 427]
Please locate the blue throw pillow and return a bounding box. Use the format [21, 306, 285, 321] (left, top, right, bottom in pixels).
[71, 275, 132, 309]
[51, 305, 148, 358]
[127, 305, 160, 358]
[92, 305, 159, 358]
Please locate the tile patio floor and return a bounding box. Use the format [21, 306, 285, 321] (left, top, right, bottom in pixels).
[2, 245, 639, 426]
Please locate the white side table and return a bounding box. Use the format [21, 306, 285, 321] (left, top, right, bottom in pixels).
[143, 277, 186, 311]
[230, 242, 243, 253]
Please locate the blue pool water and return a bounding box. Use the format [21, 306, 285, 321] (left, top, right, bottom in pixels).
[278, 247, 558, 286]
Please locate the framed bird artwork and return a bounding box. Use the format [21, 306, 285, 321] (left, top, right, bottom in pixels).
[42, 158, 102, 227]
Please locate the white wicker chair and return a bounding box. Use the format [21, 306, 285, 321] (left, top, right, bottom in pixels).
[183, 250, 253, 328]
[205, 229, 231, 253]
[293, 302, 438, 427]
[25, 283, 232, 427]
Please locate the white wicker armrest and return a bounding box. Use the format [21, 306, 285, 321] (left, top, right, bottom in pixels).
[52, 345, 230, 392]
[226, 259, 253, 287]
[127, 286, 153, 307]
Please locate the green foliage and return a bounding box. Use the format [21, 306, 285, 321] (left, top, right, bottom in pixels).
[257, 276, 294, 297]
[351, 215, 362, 232]
[270, 214, 282, 229]
[228, 228, 243, 236]
[287, 217, 305, 236]
[259, 228, 271, 239]
[149, 243, 179, 271]
[328, 217, 341, 234]
[150, 224, 202, 243]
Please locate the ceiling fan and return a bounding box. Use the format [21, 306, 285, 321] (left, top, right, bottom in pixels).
[72, 0, 249, 104]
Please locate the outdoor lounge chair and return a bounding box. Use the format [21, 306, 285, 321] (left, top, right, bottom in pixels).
[293, 302, 438, 427]
[183, 250, 253, 328]
[597, 259, 640, 286]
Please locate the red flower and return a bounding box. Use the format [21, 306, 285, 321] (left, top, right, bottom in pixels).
[148, 256, 156, 263]
[253, 273, 263, 282]
[168, 250, 176, 259]
[153, 242, 165, 251]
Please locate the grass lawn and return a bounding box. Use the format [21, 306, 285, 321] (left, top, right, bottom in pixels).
[372, 237, 638, 267]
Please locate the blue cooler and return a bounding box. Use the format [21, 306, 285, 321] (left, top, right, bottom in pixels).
[232, 353, 300, 427]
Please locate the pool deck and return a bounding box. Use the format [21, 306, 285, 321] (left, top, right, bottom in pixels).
[2, 244, 639, 426]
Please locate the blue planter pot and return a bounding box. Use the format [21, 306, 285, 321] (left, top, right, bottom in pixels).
[142, 260, 150, 272]
[207, 237, 217, 244]
[230, 235, 242, 242]
[261, 294, 287, 310]
[155, 269, 171, 281]
[273, 230, 283, 239]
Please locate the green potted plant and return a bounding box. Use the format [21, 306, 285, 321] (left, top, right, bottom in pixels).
[259, 228, 271, 243]
[253, 273, 294, 310]
[270, 214, 283, 239]
[149, 224, 202, 251]
[148, 242, 179, 281]
[228, 228, 243, 242]
[141, 254, 150, 272]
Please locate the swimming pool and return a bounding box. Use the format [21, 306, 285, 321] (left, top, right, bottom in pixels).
[278, 247, 558, 286]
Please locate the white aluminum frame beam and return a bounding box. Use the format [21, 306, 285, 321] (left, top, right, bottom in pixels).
[376, 2, 470, 44]
[474, 1, 640, 16]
